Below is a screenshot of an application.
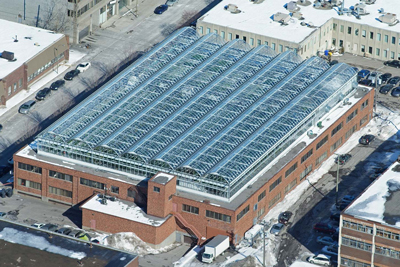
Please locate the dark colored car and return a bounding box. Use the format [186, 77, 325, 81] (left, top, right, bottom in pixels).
[56, 227, 72, 235]
[357, 69, 370, 80]
[336, 201, 349, 211]
[41, 224, 58, 232]
[379, 73, 392, 84]
[359, 134, 375, 145]
[35, 88, 52, 100]
[387, 76, 400, 86]
[313, 223, 336, 234]
[50, 80, 65, 90]
[379, 84, 394, 94]
[334, 154, 351, 165]
[0, 165, 11, 176]
[154, 4, 168, 14]
[391, 87, 400, 97]
[358, 79, 372, 86]
[278, 211, 293, 225]
[0, 124, 2, 132]
[330, 212, 340, 222]
[384, 60, 400, 68]
[64, 69, 80, 81]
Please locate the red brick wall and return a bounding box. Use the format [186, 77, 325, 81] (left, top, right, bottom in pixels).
[147, 174, 176, 218]
[2, 64, 25, 103]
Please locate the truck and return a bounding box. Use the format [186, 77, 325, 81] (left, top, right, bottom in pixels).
[201, 235, 230, 263]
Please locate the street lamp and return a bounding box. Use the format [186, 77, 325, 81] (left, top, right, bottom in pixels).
[260, 220, 270, 267]
[53, 44, 65, 74]
[334, 153, 342, 206]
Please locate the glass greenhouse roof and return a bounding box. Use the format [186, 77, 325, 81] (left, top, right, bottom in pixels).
[37, 27, 357, 199]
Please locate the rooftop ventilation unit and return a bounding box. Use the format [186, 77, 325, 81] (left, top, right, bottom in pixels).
[224, 4, 241, 14]
[351, 3, 369, 16]
[285, 1, 300, 12]
[272, 12, 291, 25]
[297, 0, 311, 6]
[378, 13, 399, 26]
[0, 51, 15, 61]
[363, 0, 376, 4]
[291, 11, 304, 20]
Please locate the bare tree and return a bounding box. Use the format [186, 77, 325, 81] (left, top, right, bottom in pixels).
[181, 10, 198, 24]
[28, 111, 44, 124]
[0, 136, 11, 152]
[37, 0, 71, 33]
[160, 23, 178, 37]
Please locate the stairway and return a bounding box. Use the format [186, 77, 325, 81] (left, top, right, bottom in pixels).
[172, 211, 204, 245]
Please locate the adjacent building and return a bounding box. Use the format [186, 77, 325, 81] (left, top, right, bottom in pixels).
[339, 162, 400, 267]
[14, 27, 374, 248]
[0, 19, 69, 106]
[197, 0, 400, 60]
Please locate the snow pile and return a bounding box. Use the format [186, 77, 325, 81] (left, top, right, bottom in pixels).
[290, 260, 319, 267]
[0, 227, 86, 260]
[104, 232, 179, 256]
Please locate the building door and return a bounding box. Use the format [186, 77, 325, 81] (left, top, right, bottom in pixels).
[90, 219, 96, 229]
[99, 6, 107, 24]
[353, 43, 358, 52]
[346, 41, 351, 52]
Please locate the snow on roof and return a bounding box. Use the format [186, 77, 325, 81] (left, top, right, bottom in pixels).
[345, 161, 400, 228]
[152, 172, 175, 185]
[81, 195, 167, 226]
[0, 19, 64, 78]
[200, 0, 400, 43]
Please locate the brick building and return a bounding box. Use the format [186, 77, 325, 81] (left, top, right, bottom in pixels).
[0, 19, 69, 106]
[339, 162, 400, 267]
[13, 27, 374, 248]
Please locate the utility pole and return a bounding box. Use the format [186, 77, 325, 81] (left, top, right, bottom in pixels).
[24, 0, 26, 20]
[35, 5, 40, 27]
[335, 154, 340, 206]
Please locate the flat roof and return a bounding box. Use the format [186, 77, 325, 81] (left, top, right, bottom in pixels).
[81, 194, 169, 225]
[200, 0, 400, 43]
[345, 161, 400, 228]
[0, 19, 64, 78]
[0, 220, 137, 267]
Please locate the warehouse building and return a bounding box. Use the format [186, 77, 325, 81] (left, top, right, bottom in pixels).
[339, 162, 400, 267]
[14, 27, 374, 247]
[0, 19, 69, 106]
[197, 0, 400, 60]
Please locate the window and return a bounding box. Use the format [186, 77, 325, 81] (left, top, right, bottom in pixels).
[279, 44, 283, 52]
[111, 186, 119, 194]
[264, 41, 268, 45]
[13, 82, 17, 92]
[127, 188, 136, 198]
[269, 176, 282, 192]
[8, 86, 11, 96]
[333, 23, 337, 31]
[271, 43, 276, 50]
[220, 31, 225, 39]
[339, 40, 343, 47]
[392, 36, 396, 44]
[361, 30, 366, 37]
[243, 36, 247, 42]
[284, 178, 297, 194]
[316, 135, 328, 150]
[80, 178, 104, 189]
[347, 27, 351, 34]
[213, 29, 218, 34]
[253, 203, 258, 211]
[368, 46, 373, 54]
[19, 78, 23, 88]
[384, 35, 388, 42]
[346, 109, 358, 123]
[235, 34, 239, 39]
[236, 205, 249, 221]
[206, 210, 231, 223]
[360, 115, 368, 126]
[48, 186, 72, 198]
[384, 49, 388, 58]
[391, 51, 395, 59]
[199, 26, 203, 34]
[331, 122, 343, 137]
[341, 257, 371, 267]
[377, 33, 381, 41]
[376, 246, 400, 259]
[376, 48, 380, 56]
[316, 151, 328, 166]
[257, 206, 265, 218]
[18, 178, 41, 190]
[361, 45, 365, 53]
[257, 39, 261, 46]
[330, 137, 343, 152]
[345, 124, 357, 139]
[206, 28, 210, 34]
[332, 38, 336, 46]
[228, 33, 232, 40]
[301, 149, 313, 163]
[300, 165, 313, 181]
[342, 237, 372, 252]
[269, 192, 281, 208]
[369, 32, 373, 39]
[342, 220, 373, 234]
[340, 25, 344, 33]
[355, 29, 359, 36]
[250, 38, 254, 46]
[258, 190, 266, 202]
[18, 162, 42, 174]
[49, 170, 72, 182]
[182, 204, 199, 214]
[153, 186, 160, 193]
[285, 162, 297, 178]
[361, 99, 369, 110]
[376, 228, 400, 241]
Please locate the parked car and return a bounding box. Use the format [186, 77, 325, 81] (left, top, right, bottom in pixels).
[387, 76, 400, 86]
[357, 69, 370, 81]
[7, 157, 13, 166]
[41, 224, 58, 232]
[379, 73, 392, 83]
[0, 124, 2, 132]
[278, 211, 293, 225]
[336, 201, 349, 211]
[342, 195, 355, 203]
[0, 212, 7, 218]
[351, 66, 359, 73]
[359, 134, 375, 145]
[56, 227, 72, 235]
[165, 0, 179, 6]
[368, 71, 382, 84]
[77, 232, 91, 241]
[35, 88, 52, 100]
[307, 254, 331, 266]
[334, 154, 351, 165]
[50, 80, 65, 90]
[19, 100, 36, 114]
[68, 229, 84, 238]
[330, 212, 340, 222]
[321, 245, 338, 256]
[154, 4, 168, 14]
[384, 60, 400, 68]
[317, 236, 338, 246]
[270, 223, 285, 236]
[64, 69, 80, 81]
[31, 223, 46, 229]
[391, 87, 400, 97]
[0, 165, 11, 176]
[76, 62, 91, 73]
[379, 84, 394, 94]
[313, 223, 336, 234]
[358, 79, 372, 86]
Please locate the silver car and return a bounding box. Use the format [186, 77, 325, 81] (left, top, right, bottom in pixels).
[68, 229, 84, 238]
[19, 100, 36, 114]
[270, 223, 284, 236]
[165, 0, 178, 6]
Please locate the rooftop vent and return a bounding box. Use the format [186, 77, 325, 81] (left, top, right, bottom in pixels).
[291, 11, 304, 20]
[363, 0, 376, 4]
[272, 12, 291, 25]
[351, 3, 369, 16]
[285, 1, 300, 12]
[297, 0, 311, 6]
[100, 198, 107, 205]
[378, 13, 399, 26]
[343, 98, 351, 105]
[224, 4, 241, 14]
[0, 51, 15, 61]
